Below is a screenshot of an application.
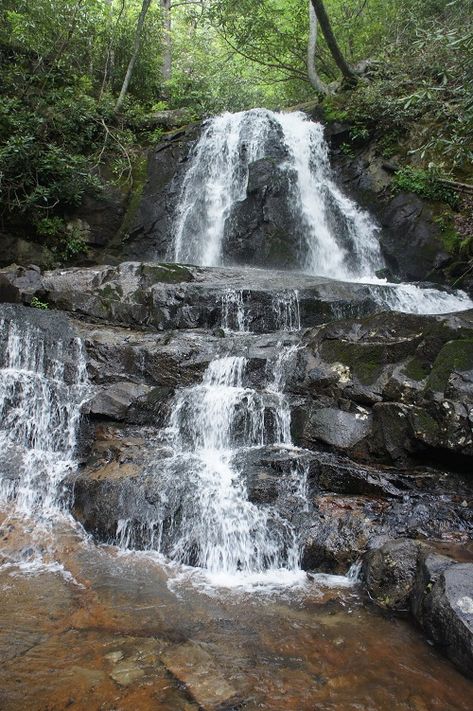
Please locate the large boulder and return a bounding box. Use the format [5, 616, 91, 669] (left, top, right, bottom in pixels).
[223, 158, 301, 269]
[363, 539, 421, 609]
[363, 540, 473, 678]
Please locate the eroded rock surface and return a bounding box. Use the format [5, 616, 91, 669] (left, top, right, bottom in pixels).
[363, 539, 473, 678]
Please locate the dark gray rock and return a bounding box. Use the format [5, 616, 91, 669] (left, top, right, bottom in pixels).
[300, 406, 372, 451]
[0, 235, 55, 271]
[379, 193, 446, 282]
[86, 382, 157, 422]
[424, 564, 473, 678]
[363, 539, 421, 609]
[224, 158, 301, 269]
[292, 308, 473, 464]
[0, 261, 414, 334]
[301, 495, 385, 572]
[410, 549, 456, 624]
[363, 539, 473, 678]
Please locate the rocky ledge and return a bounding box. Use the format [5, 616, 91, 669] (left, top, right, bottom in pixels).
[1, 261, 472, 678]
[0, 261, 427, 332]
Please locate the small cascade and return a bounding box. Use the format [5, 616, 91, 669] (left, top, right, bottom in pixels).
[268, 344, 300, 445]
[272, 290, 301, 332]
[221, 289, 248, 333]
[0, 311, 88, 517]
[116, 343, 308, 579]
[371, 281, 473, 315]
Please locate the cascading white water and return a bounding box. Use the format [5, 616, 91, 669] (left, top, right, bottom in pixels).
[127, 355, 302, 578]
[172, 111, 274, 265]
[272, 290, 301, 332]
[170, 108, 472, 315]
[221, 288, 249, 333]
[275, 112, 383, 279]
[0, 314, 88, 517]
[116, 297, 308, 584]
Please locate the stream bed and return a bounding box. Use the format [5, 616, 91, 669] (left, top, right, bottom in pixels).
[1, 512, 472, 711]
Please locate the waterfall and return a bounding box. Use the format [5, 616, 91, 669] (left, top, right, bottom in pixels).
[172, 110, 275, 265]
[0, 309, 88, 517]
[170, 108, 472, 315]
[170, 108, 381, 276]
[116, 300, 308, 584]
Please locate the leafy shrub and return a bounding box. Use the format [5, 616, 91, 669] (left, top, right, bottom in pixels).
[392, 167, 459, 209]
[30, 296, 49, 310]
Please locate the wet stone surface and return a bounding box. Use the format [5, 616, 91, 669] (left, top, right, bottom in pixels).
[1, 513, 473, 710]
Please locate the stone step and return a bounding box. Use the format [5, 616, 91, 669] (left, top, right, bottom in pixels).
[1, 261, 414, 333]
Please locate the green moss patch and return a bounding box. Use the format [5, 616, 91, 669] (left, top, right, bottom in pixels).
[321, 340, 386, 385]
[403, 357, 430, 382]
[141, 263, 194, 284]
[426, 339, 473, 392]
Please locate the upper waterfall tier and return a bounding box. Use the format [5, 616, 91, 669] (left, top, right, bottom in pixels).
[170, 108, 383, 280]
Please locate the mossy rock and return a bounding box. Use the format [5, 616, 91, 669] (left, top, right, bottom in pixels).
[426, 339, 473, 392]
[410, 408, 441, 444]
[97, 283, 124, 301]
[320, 340, 389, 385]
[140, 263, 194, 285]
[402, 357, 431, 382]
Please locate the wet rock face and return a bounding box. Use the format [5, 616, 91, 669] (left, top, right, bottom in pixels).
[293, 309, 473, 464]
[363, 540, 473, 678]
[125, 125, 201, 261]
[330, 142, 449, 284]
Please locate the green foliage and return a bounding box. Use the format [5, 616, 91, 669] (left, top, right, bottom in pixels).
[0, 0, 472, 269]
[30, 296, 49, 310]
[434, 213, 462, 253]
[55, 229, 88, 262]
[392, 167, 459, 209]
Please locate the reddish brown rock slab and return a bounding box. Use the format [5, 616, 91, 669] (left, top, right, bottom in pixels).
[161, 641, 241, 710]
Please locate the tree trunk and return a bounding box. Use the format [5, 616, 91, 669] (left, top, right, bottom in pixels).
[115, 0, 152, 111]
[161, 0, 172, 85]
[307, 1, 327, 94]
[310, 0, 357, 85]
[99, 0, 114, 99]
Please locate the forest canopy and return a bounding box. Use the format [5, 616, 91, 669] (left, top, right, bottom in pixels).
[0, 0, 472, 256]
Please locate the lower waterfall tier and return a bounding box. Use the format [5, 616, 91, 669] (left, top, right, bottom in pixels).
[1, 259, 473, 679]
